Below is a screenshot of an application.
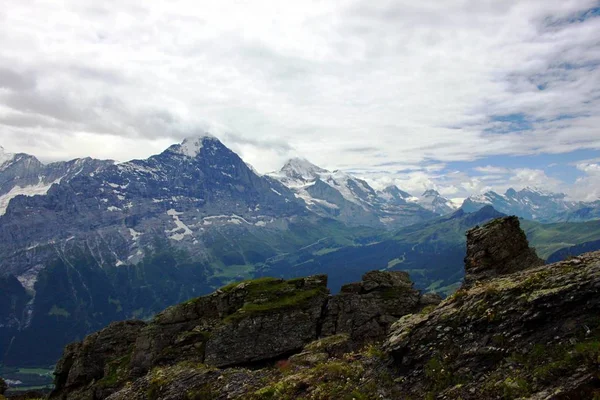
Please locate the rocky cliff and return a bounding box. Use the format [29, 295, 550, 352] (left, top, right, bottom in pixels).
[46, 216, 600, 400]
[49, 270, 434, 400]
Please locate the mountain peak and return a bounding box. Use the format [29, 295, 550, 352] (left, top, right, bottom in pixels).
[176, 134, 219, 158]
[422, 189, 440, 197]
[280, 157, 328, 179]
[520, 186, 557, 197]
[0, 146, 15, 168]
[381, 185, 412, 199]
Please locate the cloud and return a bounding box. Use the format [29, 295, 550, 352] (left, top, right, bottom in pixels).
[0, 0, 598, 198]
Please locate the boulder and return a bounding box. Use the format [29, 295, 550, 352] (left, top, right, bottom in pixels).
[203, 276, 329, 367]
[50, 320, 146, 400]
[464, 216, 544, 285]
[321, 270, 427, 342]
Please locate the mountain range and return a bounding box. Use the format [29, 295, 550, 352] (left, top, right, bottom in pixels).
[1, 135, 600, 368]
[461, 187, 600, 222]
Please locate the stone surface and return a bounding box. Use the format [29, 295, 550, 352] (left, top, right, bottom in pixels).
[384, 250, 600, 398]
[321, 270, 426, 341]
[464, 216, 544, 285]
[49, 270, 430, 399]
[50, 320, 146, 400]
[0, 377, 6, 395]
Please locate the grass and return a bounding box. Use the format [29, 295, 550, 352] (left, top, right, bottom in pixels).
[314, 247, 341, 256]
[212, 264, 256, 281]
[219, 276, 328, 322]
[48, 305, 70, 318]
[16, 368, 53, 376]
[219, 277, 280, 293]
[225, 287, 327, 322]
[522, 219, 600, 259]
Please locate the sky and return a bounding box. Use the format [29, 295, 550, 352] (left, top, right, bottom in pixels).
[0, 0, 599, 200]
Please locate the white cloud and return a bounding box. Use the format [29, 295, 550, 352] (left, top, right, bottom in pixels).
[0, 0, 598, 198]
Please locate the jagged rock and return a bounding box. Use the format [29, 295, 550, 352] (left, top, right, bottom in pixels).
[464, 216, 544, 285]
[50, 275, 332, 399]
[203, 276, 329, 367]
[321, 270, 427, 341]
[384, 251, 600, 398]
[0, 377, 6, 395]
[50, 271, 430, 399]
[383, 218, 600, 399]
[50, 320, 146, 400]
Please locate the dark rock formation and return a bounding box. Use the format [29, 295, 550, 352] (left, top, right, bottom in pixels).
[0, 377, 6, 395]
[49, 271, 433, 400]
[51, 320, 146, 400]
[382, 217, 600, 398]
[464, 216, 544, 285]
[321, 270, 426, 341]
[385, 250, 600, 398]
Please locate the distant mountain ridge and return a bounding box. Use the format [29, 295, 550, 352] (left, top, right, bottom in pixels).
[461, 186, 600, 222]
[267, 158, 441, 229]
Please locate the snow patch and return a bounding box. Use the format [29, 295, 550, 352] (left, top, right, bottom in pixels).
[177, 134, 217, 158]
[17, 264, 44, 293]
[0, 146, 15, 169]
[0, 179, 60, 215]
[107, 206, 121, 212]
[203, 214, 252, 225]
[129, 228, 142, 241]
[166, 209, 193, 241]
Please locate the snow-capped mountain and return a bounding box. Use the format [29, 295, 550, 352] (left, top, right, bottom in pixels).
[0, 135, 321, 365]
[0, 135, 307, 278]
[268, 158, 437, 228]
[409, 189, 458, 216]
[0, 146, 112, 215]
[377, 185, 413, 204]
[460, 187, 593, 222]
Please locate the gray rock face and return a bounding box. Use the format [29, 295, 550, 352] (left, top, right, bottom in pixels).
[384, 248, 600, 399]
[0, 136, 305, 279]
[321, 271, 426, 341]
[51, 320, 146, 400]
[49, 271, 430, 400]
[0, 136, 315, 366]
[464, 216, 544, 286]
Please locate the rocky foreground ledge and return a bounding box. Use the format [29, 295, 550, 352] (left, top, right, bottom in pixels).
[48, 216, 600, 400]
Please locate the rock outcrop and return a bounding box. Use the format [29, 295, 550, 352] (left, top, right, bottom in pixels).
[0, 377, 6, 395]
[321, 270, 429, 341]
[50, 271, 432, 400]
[464, 216, 544, 285]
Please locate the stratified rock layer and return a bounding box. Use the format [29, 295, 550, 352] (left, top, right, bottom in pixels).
[464, 216, 544, 285]
[321, 270, 425, 341]
[50, 271, 432, 400]
[385, 251, 600, 398]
